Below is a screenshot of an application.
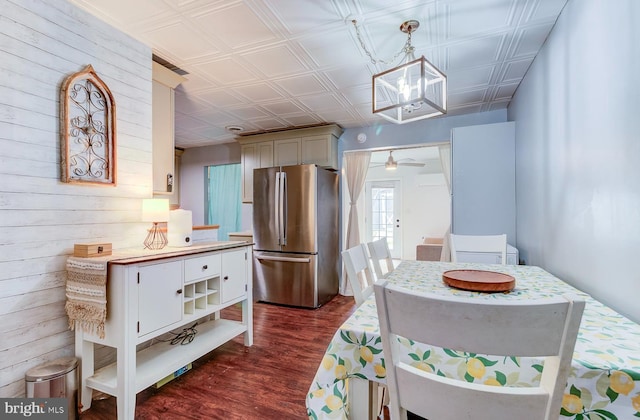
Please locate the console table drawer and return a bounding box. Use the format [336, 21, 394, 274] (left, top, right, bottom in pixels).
[184, 254, 221, 283]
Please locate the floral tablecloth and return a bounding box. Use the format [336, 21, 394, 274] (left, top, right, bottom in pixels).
[306, 261, 640, 420]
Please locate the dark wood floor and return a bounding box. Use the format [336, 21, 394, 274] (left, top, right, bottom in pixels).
[80, 295, 357, 419]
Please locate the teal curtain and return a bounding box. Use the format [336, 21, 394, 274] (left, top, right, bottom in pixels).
[206, 164, 241, 240]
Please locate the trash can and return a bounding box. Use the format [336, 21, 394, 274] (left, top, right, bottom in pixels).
[25, 356, 78, 419]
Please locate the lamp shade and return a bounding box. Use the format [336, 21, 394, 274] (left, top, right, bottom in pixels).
[142, 198, 170, 222]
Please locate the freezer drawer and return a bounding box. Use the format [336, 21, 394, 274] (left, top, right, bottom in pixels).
[253, 251, 319, 308]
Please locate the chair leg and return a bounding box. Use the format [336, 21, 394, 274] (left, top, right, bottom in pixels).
[378, 404, 390, 420]
[377, 386, 391, 420]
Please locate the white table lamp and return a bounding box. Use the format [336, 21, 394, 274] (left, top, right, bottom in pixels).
[142, 198, 170, 249]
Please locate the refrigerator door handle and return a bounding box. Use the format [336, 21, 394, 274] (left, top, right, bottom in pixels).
[280, 171, 287, 245]
[256, 255, 311, 263]
[274, 172, 281, 245]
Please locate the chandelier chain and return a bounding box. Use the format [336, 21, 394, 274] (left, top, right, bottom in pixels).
[351, 20, 414, 66]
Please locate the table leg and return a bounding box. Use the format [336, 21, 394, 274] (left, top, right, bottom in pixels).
[116, 342, 136, 419]
[348, 378, 380, 420]
[75, 331, 94, 413]
[242, 299, 253, 346]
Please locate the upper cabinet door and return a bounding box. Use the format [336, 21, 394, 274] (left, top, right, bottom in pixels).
[274, 138, 301, 166]
[152, 62, 185, 195]
[241, 142, 274, 203]
[236, 124, 343, 202]
[152, 80, 174, 194]
[301, 134, 338, 169]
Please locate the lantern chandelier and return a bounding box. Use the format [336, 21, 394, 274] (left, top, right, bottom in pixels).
[351, 19, 447, 124]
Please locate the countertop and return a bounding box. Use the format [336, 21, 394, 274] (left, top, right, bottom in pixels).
[193, 225, 219, 230]
[77, 241, 250, 265]
[228, 231, 253, 236]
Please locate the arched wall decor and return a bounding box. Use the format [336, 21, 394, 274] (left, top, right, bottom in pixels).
[61, 64, 117, 185]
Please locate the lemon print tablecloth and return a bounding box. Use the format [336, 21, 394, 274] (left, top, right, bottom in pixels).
[306, 261, 640, 420]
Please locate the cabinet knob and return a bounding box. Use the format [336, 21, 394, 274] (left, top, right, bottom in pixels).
[223, 276, 229, 281]
[176, 289, 183, 294]
[202, 265, 208, 270]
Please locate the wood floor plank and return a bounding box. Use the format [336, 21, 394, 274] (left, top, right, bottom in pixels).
[80, 295, 356, 419]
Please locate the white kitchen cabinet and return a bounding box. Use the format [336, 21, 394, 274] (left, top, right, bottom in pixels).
[152, 62, 185, 195]
[301, 134, 338, 168]
[274, 138, 301, 166]
[220, 248, 247, 303]
[169, 148, 184, 208]
[274, 133, 339, 168]
[75, 243, 252, 419]
[138, 261, 183, 337]
[236, 124, 343, 203]
[241, 141, 274, 203]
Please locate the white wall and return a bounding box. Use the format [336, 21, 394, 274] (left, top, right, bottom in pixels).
[340, 110, 507, 154]
[508, 0, 640, 322]
[0, 0, 152, 396]
[405, 184, 450, 248]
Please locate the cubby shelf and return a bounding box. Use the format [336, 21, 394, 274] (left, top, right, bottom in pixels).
[183, 278, 220, 315]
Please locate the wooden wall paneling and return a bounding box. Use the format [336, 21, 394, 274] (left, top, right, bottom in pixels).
[0, 256, 68, 280]
[0, 272, 66, 298]
[3, 331, 74, 374]
[1, 317, 70, 352]
[0, 0, 153, 396]
[0, 287, 66, 317]
[0, 223, 144, 250]
[0, 344, 74, 396]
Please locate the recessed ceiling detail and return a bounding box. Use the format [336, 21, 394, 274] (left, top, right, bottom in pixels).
[68, 0, 568, 148]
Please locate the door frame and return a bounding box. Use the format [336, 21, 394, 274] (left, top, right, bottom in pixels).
[340, 142, 450, 261]
[364, 179, 402, 259]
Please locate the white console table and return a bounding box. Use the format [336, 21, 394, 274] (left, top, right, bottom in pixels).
[73, 242, 253, 419]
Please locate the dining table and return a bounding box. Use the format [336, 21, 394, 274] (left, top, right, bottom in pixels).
[305, 261, 640, 420]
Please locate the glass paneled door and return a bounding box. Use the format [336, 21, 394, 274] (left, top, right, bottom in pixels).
[365, 180, 401, 258]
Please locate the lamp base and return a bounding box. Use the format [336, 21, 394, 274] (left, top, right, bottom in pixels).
[144, 223, 168, 250]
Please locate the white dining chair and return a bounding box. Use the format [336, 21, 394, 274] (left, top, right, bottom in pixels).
[367, 237, 395, 279]
[344, 243, 390, 419]
[374, 280, 585, 420]
[342, 244, 376, 306]
[449, 233, 507, 265]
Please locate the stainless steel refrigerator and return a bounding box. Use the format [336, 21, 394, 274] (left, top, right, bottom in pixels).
[252, 164, 339, 308]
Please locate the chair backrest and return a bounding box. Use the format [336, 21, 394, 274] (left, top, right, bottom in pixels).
[374, 280, 585, 420]
[342, 244, 375, 306]
[367, 238, 394, 279]
[450, 233, 507, 265]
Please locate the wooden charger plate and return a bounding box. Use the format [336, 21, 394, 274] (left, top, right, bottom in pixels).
[443, 269, 515, 293]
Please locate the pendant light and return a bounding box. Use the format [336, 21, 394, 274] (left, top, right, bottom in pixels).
[352, 19, 447, 124]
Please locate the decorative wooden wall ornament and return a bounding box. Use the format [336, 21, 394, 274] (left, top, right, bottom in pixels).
[61, 65, 117, 185]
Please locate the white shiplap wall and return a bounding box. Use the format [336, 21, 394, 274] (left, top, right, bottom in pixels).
[0, 0, 153, 396]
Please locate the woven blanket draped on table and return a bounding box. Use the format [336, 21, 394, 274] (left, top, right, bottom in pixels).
[65, 257, 108, 339]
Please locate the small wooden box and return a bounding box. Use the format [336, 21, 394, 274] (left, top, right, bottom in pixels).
[73, 243, 112, 258]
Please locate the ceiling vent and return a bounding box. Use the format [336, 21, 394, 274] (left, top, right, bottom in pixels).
[152, 54, 189, 76]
